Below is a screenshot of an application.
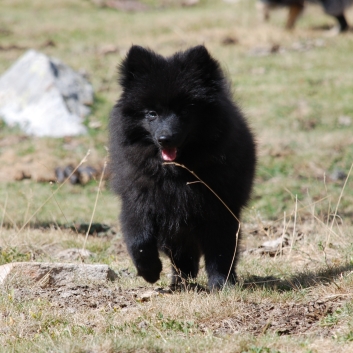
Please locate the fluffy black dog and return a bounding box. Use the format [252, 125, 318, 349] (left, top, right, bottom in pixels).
[109, 45, 256, 289]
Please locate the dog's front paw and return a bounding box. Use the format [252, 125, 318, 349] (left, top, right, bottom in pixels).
[136, 258, 162, 283]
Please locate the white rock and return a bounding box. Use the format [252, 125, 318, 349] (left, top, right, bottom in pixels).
[0, 50, 93, 137]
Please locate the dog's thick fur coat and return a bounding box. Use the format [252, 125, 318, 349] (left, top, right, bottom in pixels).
[109, 45, 256, 289]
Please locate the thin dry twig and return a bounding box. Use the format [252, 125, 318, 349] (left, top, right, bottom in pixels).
[326, 162, 353, 250]
[0, 194, 19, 232]
[51, 192, 80, 235]
[163, 162, 240, 222]
[0, 192, 8, 235]
[16, 150, 91, 235]
[272, 193, 330, 224]
[281, 191, 342, 242]
[82, 158, 107, 252]
[279, 211, 287, 258]
[288, 194, 298, 258]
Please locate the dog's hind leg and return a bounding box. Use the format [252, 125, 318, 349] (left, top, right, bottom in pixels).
[201, 221, 240, 290]
[163, 240, 200, 287]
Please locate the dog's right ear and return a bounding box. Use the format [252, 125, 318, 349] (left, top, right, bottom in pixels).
[119, 45, 154, 87]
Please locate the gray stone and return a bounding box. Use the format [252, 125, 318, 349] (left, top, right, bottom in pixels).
[330, 169, 347, 181]
[55, 248, 94, 261]
[0, 50, 93, 137]
[244, 235, 290, 256]
[0, 262, 118, 286]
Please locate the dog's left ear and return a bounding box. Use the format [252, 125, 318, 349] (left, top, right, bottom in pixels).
[119, 45, 156, 87]
[184, 45, 211, 62]
[182, 46, 223, 88]
[183, 45, 220, 73]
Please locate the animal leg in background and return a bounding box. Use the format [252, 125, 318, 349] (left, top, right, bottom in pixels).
[286, 2, 305, 29]
[259, 0, 305, 29]
[333, 13, 349, 32]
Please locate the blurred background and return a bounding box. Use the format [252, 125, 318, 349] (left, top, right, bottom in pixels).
[0, 0, 352, 226]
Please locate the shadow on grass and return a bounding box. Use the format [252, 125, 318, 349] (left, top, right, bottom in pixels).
[242, 262, 353, 292]
[1, 221, 114, 236]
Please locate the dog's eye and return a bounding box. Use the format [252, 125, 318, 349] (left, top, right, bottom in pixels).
[146, 111, 158, 121]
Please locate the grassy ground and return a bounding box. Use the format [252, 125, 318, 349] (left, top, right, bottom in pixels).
[1, 0, 353, 352]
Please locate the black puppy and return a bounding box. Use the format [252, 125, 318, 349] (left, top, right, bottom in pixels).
[109, 45, 256, 290]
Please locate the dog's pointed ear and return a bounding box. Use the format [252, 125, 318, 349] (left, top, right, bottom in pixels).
[185, 45, 211, 62]
[119, 45, 154, 87]
[184, 45, 218, 70]
[182, 45, 222, 86]
[183, 45, 221, 79]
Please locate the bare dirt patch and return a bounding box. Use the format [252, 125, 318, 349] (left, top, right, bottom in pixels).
[199, 299, 343, 337]
[13, 284, 149, 312]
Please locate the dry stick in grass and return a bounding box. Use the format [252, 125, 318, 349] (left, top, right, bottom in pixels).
[323, 173, 332, 229]
[326, 161, 353, 251]
[278, 187, 330, 224]
[82, 159, 107, 252]
[288, 194, 298, 258]
[23, 190, 32, 227]
[16, 150, 91, 235]
[52, 193, 80, 235]
[163, 162, 240, 288]
[279, 211, 287, 258]
[297, 199, 342, 240]
[0, 194, 20, 232]
[282, 190, 344, 244]
[0, 192, 8, 235]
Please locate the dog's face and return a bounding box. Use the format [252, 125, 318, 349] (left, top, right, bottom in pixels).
[118, 45, 225, 162]
[141, 108, 194, 161]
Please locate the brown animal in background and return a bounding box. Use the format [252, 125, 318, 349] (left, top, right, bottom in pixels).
[259, 0, 305, 30]
[261, 0, 304, 30]
[259, 0, 351, 32]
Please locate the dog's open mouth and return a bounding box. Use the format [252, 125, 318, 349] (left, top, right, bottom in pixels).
[161, 147, 177, 161]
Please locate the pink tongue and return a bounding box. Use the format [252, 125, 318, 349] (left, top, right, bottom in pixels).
[162, 148, 177, 161]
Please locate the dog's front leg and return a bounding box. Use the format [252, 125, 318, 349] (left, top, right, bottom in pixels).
[122, 219, 162, 283]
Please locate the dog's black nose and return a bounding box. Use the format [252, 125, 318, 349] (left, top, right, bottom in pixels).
[157, 135, 172, 146]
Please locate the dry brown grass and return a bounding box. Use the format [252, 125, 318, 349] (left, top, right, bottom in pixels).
[1, 194, 353, 352]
